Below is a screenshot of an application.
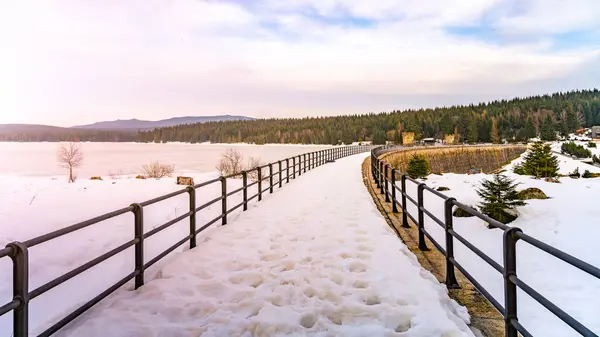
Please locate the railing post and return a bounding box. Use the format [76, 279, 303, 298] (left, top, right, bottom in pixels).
[503, 227, 521, 337]
[298, 156, 302, 176]
[303, 154, 307, 173]
[379, 162, 385, 195]
[131, 203, 144, 289]
[278, 161, 282, 188]
[220, 177, 227, 225]
[269, 163, 274, 193]
[374, 157, 380, 188]
[8, 242, 28, 337]
[401, 175, 409, 228]
[187, 186, 196, 249]
[257, 167, 262, 201]
[286, 158, 290, 183]
[391, 169, 398, 213]
[384, 164, 390, 202]
[417, 183, 429, 251]
[242, 171, 248, 210]
[444, 198, 459, 288]
[372, 154, 376, 182]
[292, 157, 296, 179]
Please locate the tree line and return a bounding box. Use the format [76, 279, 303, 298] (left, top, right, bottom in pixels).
[0, 126, 137, 142]
[3, 89, 600, 143]
[138, 89, 600, 145]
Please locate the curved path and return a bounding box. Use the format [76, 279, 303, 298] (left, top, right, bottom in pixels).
[59, 154, 474, 337]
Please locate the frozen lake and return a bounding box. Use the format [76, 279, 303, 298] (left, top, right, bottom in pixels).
[0, 142, 332, 178]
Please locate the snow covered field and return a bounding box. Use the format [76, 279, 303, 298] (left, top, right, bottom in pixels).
[0, 142, 331, 177]
[0, 154, 475, 336]
[0, 170, 260, 335]
[399, 148, 600, 337]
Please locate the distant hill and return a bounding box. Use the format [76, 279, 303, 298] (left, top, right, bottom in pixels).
[72, 115, 255, 131]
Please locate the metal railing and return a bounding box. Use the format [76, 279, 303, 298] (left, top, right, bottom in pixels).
[371, 145, 600, 337]
[0, 144, 371, 337]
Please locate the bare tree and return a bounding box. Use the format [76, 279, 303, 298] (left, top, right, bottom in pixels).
[57, 142, 84, 183]
[141, 161, 175, 178]
[216, 148, 244, 176]
[246, 156, 262, 181]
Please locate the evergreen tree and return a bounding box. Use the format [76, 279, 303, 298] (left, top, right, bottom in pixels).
[540, 116, 556, 141]
[371, 129, 387, 145]
[468, 116, 478, 143]
[519, 142, 559, 178]
[491, 118, 500, 144]
[453, 126, 460, 144]
[393, 129, 401, 144]
[566, 109, 579, 132]
[523, 118, 536, 140]
[477, 174, 526, 224]
[407, 154, 430, 179]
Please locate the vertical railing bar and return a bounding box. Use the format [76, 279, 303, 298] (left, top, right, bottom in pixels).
[292, 157, 296, 179]
[187, 186, 196, 249]
[384, 164, 390, 202]
[269, 163, 274, 194]
[131, 203, 144, 289]
[242, 171, 248, 211]
[444, 198, 459, 288]
[504, 228, 521, 337]
[401, 174, 409, 228]
[9, 242, 28, 337]
[391, 168, 398, 213]
[221, 177, 227, 225]
[303, 154, 307, 173]
[278, 161, 282, 188]
[379, 161, 385, 195]
[417, 183, 429, 251]
[257, 167, 262, 201]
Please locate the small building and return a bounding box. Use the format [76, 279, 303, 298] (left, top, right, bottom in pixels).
[592, 126, 600, 139]
[402, 132, 415, 145]
[421, 138, 436, 146]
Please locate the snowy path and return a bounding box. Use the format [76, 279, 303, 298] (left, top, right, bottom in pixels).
[59, 154, 473, 337]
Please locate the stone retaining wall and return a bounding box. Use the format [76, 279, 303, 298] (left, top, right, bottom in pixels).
[380, 145, 527, 174]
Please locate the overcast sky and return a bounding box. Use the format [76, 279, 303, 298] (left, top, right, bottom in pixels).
[1, 0, 599, 126]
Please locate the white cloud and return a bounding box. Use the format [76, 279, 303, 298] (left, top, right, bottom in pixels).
[0, 0, 598, 126]
[493, 0, 600, 35]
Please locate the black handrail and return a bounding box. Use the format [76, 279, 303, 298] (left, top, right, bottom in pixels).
[1, 144, 372, 336]
[371, 145, 600, 337]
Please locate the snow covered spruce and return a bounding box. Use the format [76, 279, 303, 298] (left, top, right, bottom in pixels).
[1, 154, 474, 336]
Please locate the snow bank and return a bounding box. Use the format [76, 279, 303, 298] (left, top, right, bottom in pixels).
[400, 149, 600, 336]
[52, 154, 473, 337]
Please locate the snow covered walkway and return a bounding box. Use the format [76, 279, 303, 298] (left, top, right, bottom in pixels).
[59, 154, 473, 337]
